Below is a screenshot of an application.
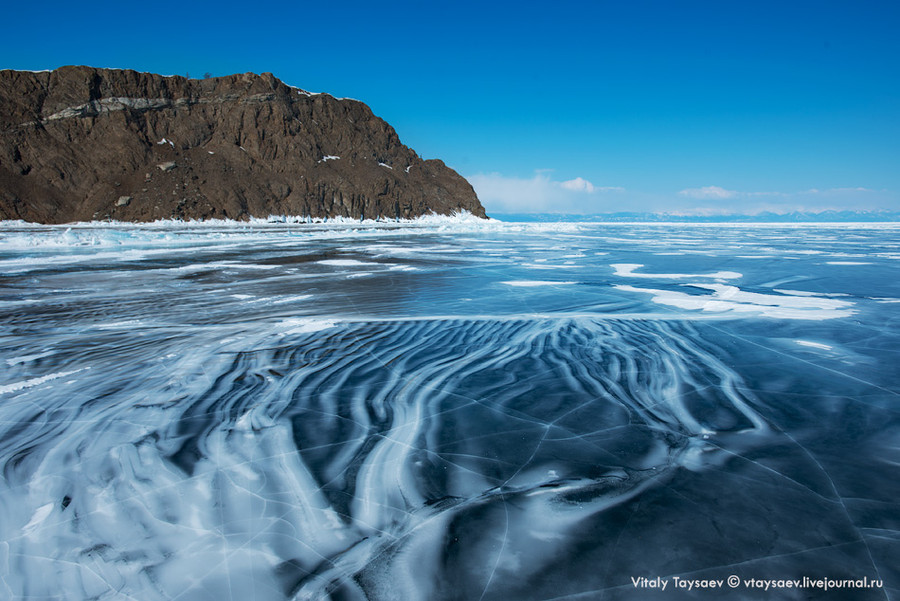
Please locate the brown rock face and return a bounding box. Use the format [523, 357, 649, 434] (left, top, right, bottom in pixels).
[0, 66, 486, 223]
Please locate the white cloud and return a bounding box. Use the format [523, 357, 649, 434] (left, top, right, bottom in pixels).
[559, 177, 595, 193]
[467, 171, 624, 213]
[804, 187, 875, 195]
[745, 190, 790, 197]
[664, 206, 747, 217]
[683, 186, 878, 201]
[678, 185, 738, 200]
[466, 175, 892, 215]
[670, 185, 890, 215]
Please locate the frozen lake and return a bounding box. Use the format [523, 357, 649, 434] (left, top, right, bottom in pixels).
[1, 217, 898, 600]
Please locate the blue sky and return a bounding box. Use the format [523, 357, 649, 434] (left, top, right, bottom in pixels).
[3, 0, 898, 214]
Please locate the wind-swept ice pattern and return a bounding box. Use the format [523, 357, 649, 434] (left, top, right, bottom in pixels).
[1, 219, 898, 600]
[0, 315, 767, 601]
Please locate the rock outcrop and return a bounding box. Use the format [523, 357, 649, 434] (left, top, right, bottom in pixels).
[0, 66, 486, 223]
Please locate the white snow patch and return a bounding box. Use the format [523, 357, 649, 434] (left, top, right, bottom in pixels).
[319, 155, 340, 163]
[276, 318, 337, 336]
[611, 263, 741, 280]
[23, 503, 55, 534]
[615, 283, 855, 320]
[318, 259, 380, 267]
[96, 320, 142, 329]
[773, 289, 850, 298]
[0, 369, 87, 395]
[378, 162, 393, 170]
[235, 411, 255, 432]
[270, 294, 313, 304]
[795, 340, 833, 350]
[6, 351, 55, 366]
[523, 263, 580, 270]
[503, 280, 578, 287]
[173, 261, 276, 272]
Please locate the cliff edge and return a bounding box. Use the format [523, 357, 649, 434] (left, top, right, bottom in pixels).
[0, 66, 486, 223]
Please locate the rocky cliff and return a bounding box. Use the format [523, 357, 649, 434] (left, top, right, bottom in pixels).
[0, 66, 486, 223]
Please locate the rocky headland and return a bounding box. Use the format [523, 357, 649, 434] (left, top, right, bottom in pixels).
[0, 66, 486, 223]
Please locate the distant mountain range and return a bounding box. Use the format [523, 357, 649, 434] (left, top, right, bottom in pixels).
[491, 210, 900, 223]
[0, 66, 486, 223]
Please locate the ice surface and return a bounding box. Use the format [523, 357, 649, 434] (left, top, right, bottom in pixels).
[0, 219, 897, 600]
